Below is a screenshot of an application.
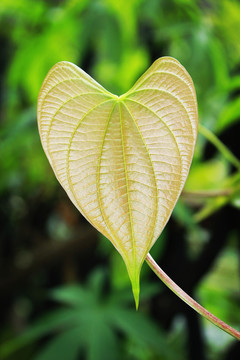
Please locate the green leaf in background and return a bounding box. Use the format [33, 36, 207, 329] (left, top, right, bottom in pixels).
[0, 271, 179, 360]
[216, 97, 240, 133]
[185, 159, 228, 191]
[34, 328, 83, 360]
[0, 309, 80, 358]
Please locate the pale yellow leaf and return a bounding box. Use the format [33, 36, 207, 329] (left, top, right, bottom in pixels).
[37, 57, 198, 307]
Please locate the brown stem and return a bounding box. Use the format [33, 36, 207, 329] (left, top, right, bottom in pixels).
[145, 253, 240, 340]
[182, 189, 233, 198]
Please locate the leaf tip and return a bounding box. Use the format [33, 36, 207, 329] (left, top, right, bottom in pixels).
[133, 286, 140, 310]
[129, 269, 140, 310]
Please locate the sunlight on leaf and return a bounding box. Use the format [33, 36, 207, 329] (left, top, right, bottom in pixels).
[37, 57, 198, 307]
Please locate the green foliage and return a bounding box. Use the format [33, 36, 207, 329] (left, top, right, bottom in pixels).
[0, 270, 179, 360]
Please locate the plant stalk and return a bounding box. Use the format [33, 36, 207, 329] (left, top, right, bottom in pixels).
[145, 253, 240, 340]
[182, 189, 233, 198]
[198, 124, 240, 171]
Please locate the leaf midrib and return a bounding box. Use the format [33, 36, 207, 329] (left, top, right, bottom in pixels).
[121, 101, 159, 262]
[119, 101, 136, 270]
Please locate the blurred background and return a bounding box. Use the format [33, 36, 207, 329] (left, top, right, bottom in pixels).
[0, 0, 240, 359]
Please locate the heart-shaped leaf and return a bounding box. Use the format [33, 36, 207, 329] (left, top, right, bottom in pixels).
[37, 57, 198, 306]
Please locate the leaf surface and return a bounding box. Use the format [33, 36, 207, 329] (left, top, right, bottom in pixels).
[37, 57, 198, 306]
